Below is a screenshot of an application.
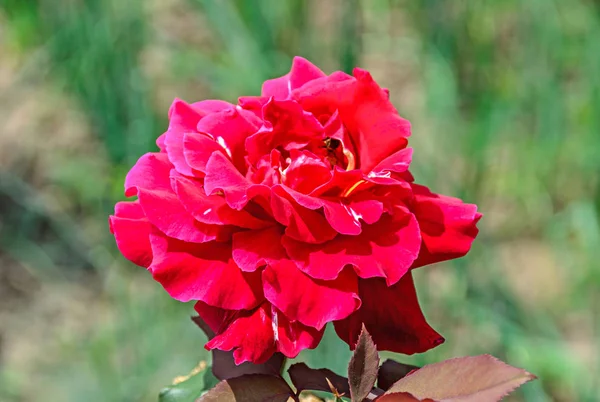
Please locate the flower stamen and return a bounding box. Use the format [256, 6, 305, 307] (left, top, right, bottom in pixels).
[344, 148, 355, 171]
[342, 179, 367, 197]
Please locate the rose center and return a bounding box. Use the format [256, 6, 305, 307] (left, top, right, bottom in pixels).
[323, 137, 342, 167]
[322, 137, 356, 171]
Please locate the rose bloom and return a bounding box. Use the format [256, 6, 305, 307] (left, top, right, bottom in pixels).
[110, 57, 480, 364]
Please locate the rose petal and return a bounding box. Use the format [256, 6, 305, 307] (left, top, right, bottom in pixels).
[245, 99, 323, 165]
[410, 184, 481, 268]
[126, 154, 227, 243]
[197, 302, 323, 364]
[232, 226, 287, 272]
[263, 261, 360, 330]
[246, 149, 283, 186]
[168, 99, 232, 131]
[237, 96, 268, 117]
[261, 56, 326, 99]
[164, 100, 205, 176]
[334, 273, 444, 354]
[204, 303, 276, 364]
[204, 152, 269, 210]
[114, 199, 146, 219]
[349, 196, 385, 224]
[345, 69, 411, 173]
[156, 133, 167, 152]
[294, 69, 411, 172]
[138, 187, 226, 243]
[276, 309, 325, 358]
[292, 71, 355, 117]
[124, 152, 172, 197]
[182, 133, 225, 175]
[193, 300, 232, 335]
[310, 167, 370, 198]
[270, 186, 337, 244]
[165, 99, 234, 176]
[149, 231, 262, 308]
[274, 185, 382, 236]
[167, 98, 204, 131]
[288, 57, 327, 91]
[109, 201, 152, 267]
[192, 99, 234, 115]
[196, 107, 261, 173]
[165, 129, 196, 177]
[284, 150, 332, 194]
[173, 175, 268, 229]
[283, 212, 420, 285]
[322, 198, 384, 235]
[370, 148, 413, 175]
[281, 184, 383, 236]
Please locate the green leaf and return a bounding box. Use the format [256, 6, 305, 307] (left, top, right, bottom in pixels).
[383, 355, 536, 402]
[347, 325, 380, 402]
[197, 374, 295, 402]
[159, 362, 214, 402]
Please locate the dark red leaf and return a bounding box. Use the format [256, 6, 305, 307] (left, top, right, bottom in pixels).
[383, 355, 536, 402]
[348, 325, 380, 402]
[377, 360, 420, 391]
[211, 350, 286, 381]
[376, 392, 432, 401]
[192, 315, 215, 338]
[288, 362, 350, 396]
[197, 374, 295, 402]
[376, 392, 435, 401]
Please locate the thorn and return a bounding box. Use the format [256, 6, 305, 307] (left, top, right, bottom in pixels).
[326, 377, 345, 399]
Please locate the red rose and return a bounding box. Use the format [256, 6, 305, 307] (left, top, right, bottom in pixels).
[109, 57, 481, 364]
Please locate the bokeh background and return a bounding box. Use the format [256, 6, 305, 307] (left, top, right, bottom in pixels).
[1, 0, 599, 401]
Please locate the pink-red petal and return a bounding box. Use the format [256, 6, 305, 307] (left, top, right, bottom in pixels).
[283, 212, 420, 285]
[149, 231, 263, 308]
[204, 152, 269, 210]
[294, 69, 411, 173]
[164, 99, 234, 176]
[182, 133, 225, 175]
[276, 310, 324, 358]
[270, 186, 337, 244]
[109, 201, 152, 267]
[193, 300, 232, 335]
[274, 185, 371, 236]
[245, 99, 323, 165]
[263, 261, 360, 330]
[124, 152, 172, 197]
[344, 69, 411, 173]
[165, 128, 196, 176]
[261, 56, 326, 100]
[284, 150, 332, 194]
[138, 187, 226, 243]
[156, 133, 167, 152]
[204, 303, 276, 365]
[196, 302, 324, 363]
[370, 147, 413, 176]
[410, 184, 481, 268]
[196, 106, 261, 173]
[321, 198, 384, 236]
[232, 226, 287, 272]
[172, 175, 267, 229]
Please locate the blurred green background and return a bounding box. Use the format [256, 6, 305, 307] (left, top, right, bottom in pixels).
[0, 0, 598, 401]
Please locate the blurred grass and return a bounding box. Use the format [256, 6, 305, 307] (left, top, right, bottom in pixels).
[0, 0, 599, 401]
